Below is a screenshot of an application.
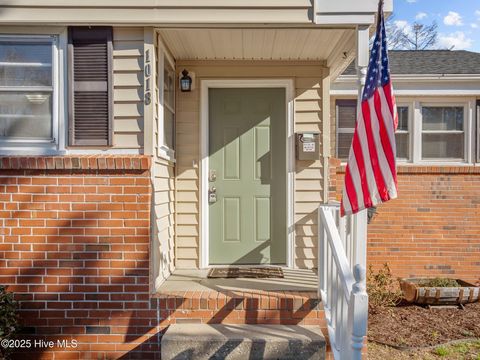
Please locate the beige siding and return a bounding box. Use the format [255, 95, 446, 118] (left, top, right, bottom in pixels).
[175, 84, 199, 269]
[175, 61, 328, 269]
[151, 36, 176, 287]
[113, 27, 144, 150]
[152, 158, 176, 284]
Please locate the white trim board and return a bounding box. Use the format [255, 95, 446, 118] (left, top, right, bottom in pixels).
[199, 79, 295, 269]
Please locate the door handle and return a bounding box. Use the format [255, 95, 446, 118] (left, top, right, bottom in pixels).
[208, 186, 217, 204]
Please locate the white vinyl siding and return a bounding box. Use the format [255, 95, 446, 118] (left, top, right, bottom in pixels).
[112, 27, 144, 151]
[152, 34, 175, 289]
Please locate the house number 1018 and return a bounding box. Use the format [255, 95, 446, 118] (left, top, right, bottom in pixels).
[144, 49, 152, 105]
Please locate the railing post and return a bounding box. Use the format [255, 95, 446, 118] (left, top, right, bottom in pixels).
[354, 210, 368, 270]
[319, 208, 326, 296]
[346, 264, 368, 360]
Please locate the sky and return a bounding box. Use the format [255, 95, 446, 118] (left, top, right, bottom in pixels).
[392, 0, 480, 52]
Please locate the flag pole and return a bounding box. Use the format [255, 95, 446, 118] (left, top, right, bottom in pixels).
[341, 0, 399, 216]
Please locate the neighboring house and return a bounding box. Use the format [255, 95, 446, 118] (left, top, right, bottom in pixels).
[330, 50, 480, 283]
[0, 1, 388, 359]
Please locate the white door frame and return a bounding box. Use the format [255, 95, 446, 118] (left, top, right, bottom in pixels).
[199, 79, 295, 269]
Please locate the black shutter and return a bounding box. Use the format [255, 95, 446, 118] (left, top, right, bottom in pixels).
[68, 27, 113, 146]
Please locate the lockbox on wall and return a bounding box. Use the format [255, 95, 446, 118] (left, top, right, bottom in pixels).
[296, 133, 320, 160]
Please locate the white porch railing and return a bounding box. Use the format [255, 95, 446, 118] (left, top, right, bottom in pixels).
[318, 203, 368, 360]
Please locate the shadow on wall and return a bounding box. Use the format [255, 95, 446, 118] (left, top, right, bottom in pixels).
[0, 168, 165, 359]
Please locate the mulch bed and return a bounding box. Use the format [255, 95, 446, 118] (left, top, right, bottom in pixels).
[368, 302, 480, 348]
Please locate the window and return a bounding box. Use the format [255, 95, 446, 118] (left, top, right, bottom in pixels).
[477, 100, 480, 163]
[163, 59, 175, 151]
[336, 100, 410, 161]
[0, 36, 57, 145]
[158, 39, 176, 161]
[336, 100, 356, 160]
[395, 106, 410, 160]
[421, 106, 464, 160]
[336, 99, 474, 164]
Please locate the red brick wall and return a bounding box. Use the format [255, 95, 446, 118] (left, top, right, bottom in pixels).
[329, 158, 480, 285]
[0, 156, 168, 360]
[0, 156, 330, 359]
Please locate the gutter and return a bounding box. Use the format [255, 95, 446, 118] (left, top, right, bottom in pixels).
[336, 74, 480, 82]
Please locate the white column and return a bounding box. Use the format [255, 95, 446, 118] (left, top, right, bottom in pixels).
[355, 25, 370, 103]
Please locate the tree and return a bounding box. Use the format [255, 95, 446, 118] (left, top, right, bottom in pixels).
[386, 16, 438, 50]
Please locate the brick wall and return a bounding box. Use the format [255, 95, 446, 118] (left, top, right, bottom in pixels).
[329, 158, 480, 285]
[0, 156, 169, 359]
[0, 156, 331, 359]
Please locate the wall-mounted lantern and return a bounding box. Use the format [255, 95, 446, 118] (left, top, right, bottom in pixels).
[180, 69, 192, 92]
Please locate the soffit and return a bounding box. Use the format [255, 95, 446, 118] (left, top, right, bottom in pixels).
[159, 28, 350, 61]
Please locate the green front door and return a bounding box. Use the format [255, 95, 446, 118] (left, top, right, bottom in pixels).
[208, 88, 287, 265]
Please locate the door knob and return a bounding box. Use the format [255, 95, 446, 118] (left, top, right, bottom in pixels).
[208, 186, 217, 204]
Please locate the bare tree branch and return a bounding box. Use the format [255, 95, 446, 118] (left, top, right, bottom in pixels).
[385, 15, 439, 50]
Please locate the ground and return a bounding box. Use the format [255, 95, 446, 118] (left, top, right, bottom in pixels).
[368, 341, 480, 360]
[367, 302, 480, 359]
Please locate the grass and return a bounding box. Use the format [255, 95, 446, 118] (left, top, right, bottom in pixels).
[368, 340, 480, 360]
[434, 346, 449, 357]
[433, 340, 480, 359]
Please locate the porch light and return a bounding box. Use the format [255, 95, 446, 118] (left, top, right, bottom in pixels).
[180, 69, 192, 92]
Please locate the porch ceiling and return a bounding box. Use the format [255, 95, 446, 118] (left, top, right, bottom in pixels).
[159, 28, 352, 61]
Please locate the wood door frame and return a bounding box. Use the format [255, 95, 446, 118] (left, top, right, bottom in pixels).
[200, 79, 295, 268]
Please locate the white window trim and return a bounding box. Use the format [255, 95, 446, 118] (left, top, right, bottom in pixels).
[395, 103, 412, 163]
[336, 97, 476, 166]
[477, 100, 480, 163]
[0, 29, 67, 155]
[335, 100, 356, 160]
[157, 36, 176, 162]
[416, 100, 473, 164]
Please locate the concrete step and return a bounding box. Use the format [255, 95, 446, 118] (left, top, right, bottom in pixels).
[161, 324, 326, 360]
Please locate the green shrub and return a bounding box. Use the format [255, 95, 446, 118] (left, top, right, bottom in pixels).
[367, 263, 403, 309]
[434, 346, 449, 357]
[417, 278, 460, 288]
[0, 286, 19, 359]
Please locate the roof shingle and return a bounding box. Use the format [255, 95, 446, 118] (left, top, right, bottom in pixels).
[342, 50, 480, 76]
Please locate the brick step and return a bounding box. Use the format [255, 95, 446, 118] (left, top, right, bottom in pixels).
[155, 290, 325, 326]
[161, 324, 326, 360]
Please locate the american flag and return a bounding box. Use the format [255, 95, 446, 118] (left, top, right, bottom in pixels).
[341, 1, 398, 217]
